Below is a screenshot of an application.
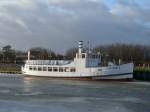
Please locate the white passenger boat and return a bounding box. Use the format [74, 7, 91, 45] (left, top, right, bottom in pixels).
[22, 41, 134, 80]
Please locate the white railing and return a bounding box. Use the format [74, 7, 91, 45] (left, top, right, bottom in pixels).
[25, 60, 72, 65]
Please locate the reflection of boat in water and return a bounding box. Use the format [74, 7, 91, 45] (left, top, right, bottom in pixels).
[22, 41, 134, 80]
[23, 77, 34, 80]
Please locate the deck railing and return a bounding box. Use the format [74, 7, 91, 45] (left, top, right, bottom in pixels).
[26, 60, 72, 65]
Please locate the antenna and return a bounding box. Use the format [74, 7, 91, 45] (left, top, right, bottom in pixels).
[87, 41, 92, 54]
[87, 41, 90, 53]
[28, 51, 31, 60]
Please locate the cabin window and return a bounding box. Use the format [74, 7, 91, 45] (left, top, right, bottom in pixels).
[98, 69, 102, 71]
[64, 67, 69, 72]
[92, 55, 95, 58]
[109, 67, 118, 69]
[38, 67, 42, 71]
[33, 67, 37, 71]
[53, 67, 58, 72]
[82, 54, 85, 58]
[29, 66, 32, 70]
[43, 67, 47, 71]
[70, 68, 76, 72]
[48, 67, 52, 72]
[59, 67, 63, 72]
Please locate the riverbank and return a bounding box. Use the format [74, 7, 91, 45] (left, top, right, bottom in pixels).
[0, 64, 21, 74]
[134, 67, 150, 81]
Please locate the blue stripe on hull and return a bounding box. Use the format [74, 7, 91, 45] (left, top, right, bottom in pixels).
[99, 73, 133, 77]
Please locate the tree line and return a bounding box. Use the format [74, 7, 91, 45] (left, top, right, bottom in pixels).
[93, 44, 150, 66]
[0, 43, 150, 66]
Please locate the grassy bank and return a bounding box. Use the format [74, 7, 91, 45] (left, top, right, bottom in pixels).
[134, 67, 150, 72]
[0, 64, 21, 73]
[134, 67, 150, 81]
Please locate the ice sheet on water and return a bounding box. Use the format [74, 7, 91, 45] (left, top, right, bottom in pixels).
[0, 74, 149, 112]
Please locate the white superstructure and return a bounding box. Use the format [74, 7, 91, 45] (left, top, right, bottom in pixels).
[22, 41, 134, 80]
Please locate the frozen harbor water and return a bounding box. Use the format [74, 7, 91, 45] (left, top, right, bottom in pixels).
[0, 73, 150, 112]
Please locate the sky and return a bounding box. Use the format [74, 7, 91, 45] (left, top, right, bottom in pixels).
[0, 0, 150, 53]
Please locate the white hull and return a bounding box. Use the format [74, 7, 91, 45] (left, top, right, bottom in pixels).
[22, 63, 133, 80]
[23, 73, 133, 80]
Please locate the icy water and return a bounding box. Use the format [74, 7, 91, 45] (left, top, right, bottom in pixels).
[0, 74, 150, 112]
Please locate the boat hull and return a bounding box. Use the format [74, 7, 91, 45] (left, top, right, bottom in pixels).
[22, 63, 134, 80]
[22, 73, 133, 81]
[22, 72, 133, 80]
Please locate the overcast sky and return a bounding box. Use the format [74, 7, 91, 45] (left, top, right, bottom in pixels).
[0, 0, 150, 53]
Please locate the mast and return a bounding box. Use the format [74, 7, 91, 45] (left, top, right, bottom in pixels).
[28, 51, 31, 61]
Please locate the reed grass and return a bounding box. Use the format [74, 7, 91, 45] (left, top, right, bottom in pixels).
[0, 66, 21, 72]
[134, 67, 150, 72]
